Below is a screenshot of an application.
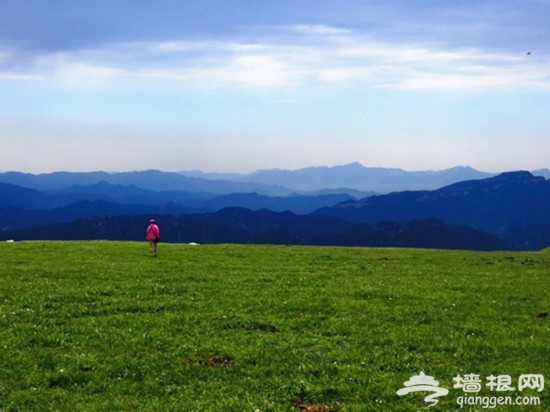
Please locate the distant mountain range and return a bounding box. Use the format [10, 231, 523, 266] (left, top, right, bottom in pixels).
[315, 171, 550, 250]
[0, 180, 355, 230]
[2, 162, 531, 194]
[1, 165, 549, 250]
[0, 163, 498, 230]
[184, 163, 499, 193]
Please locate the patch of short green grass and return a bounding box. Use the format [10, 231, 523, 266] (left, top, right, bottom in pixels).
[1, 241, 549, 411]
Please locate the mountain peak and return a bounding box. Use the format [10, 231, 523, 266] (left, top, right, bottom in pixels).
[494, 170, 543, 182]
[339, 162, 365, 169]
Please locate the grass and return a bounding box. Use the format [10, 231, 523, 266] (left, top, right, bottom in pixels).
[0, 241, 549, 411]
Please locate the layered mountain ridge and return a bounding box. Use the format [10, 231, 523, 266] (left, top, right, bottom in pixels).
[1, 165, 549, 250]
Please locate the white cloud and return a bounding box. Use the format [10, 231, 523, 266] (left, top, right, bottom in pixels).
[0, 72, 41, 81]
[2, 24, 550, 92]
[0, 50, 41, 81]
[288, 24, 353, 36]
[186, 54, 304, 87]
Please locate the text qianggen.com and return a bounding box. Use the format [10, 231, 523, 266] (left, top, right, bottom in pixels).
[457, 395, 541, 409]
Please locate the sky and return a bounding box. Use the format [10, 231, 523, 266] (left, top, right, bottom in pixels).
[1, 0, 550, 174]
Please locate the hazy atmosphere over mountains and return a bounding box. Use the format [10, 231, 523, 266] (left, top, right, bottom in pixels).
[0, 163, 503, 194]
[1, 164, 549, 251]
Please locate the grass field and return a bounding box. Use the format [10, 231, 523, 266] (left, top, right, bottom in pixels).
[1, 241, 549, 411]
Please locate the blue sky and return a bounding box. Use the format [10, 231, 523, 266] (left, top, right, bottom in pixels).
[1, 0, 549, 173]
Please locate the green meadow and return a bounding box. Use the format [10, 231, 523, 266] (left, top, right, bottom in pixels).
[1, 241, 549, 411]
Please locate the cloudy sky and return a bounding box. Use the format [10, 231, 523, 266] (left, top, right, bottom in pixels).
[1, 0, 549, 173]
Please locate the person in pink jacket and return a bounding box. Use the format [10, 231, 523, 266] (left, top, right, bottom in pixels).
[145, 218, 160, 257]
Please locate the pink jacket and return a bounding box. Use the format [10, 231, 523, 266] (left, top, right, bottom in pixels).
[146, 223, 160, 242]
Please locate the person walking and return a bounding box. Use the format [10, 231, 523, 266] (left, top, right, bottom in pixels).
[146, 218, 160, 257]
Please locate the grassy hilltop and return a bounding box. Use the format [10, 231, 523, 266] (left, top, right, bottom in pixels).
[1, 242, 549, 411]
